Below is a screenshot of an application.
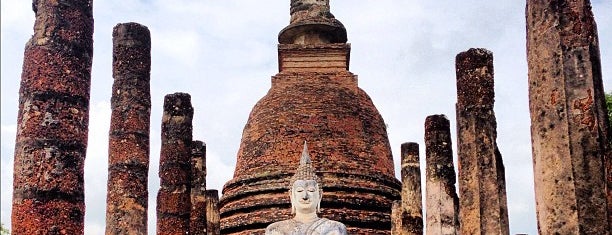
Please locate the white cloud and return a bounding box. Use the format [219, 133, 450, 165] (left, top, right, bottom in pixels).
[84, 101, 111, 235]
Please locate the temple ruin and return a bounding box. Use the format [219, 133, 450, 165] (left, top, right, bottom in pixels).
[527, 0, 611, 233]
[157, 93, 194, 234]
[190, 140, 207, 235]
[456, 48, 509, 235]
[106, 22, 152, 235]
[219, 1, 400, 234]
[11, 0, 93, 234]
[424, 115, 460, 235]
[9, 0, 610, 234]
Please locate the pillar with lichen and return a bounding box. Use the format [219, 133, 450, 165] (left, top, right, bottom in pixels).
[455, 48, 509, 235]
[526, 1, 611, 233]
[190, 140, 207, 235]
[157, 93, 194, 235]
[425, 115, 459, 235]
[400, 142, 424, 234]
[11, 0, 93, 234]
[391, 200, 403, 235]
[105, 22, 151, 235]
[206, 190, 220, 235]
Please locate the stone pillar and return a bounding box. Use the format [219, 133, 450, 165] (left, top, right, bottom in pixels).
[526, 1, 611, 234]
[105, 22, 151, 235]
[400, 142, 424, 234]
[206, 190, 220, 235]
[455, 48, 509, 235]
[157, 93, 193, 235]
[424, 115, 459, 235]
[11, 0, 93, 234]
[391, 200, 403, 235]
[190, 140, 207, 235]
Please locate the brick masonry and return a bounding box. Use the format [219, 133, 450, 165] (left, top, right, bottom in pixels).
[455, 48, 509, 235]
[220, 68, 400, 234]
[526, 1, 611, 233]
[220, 2, 399, 233]
[11, 0, 93, 234]
[105, 22, 151, 235]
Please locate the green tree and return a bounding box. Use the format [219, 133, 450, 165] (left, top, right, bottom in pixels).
[0, 223, 9, 235]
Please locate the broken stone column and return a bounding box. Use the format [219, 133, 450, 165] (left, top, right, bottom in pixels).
[455, 48, 509, 235]
[206, 190, 220, 235]
[11, 0, 93, 234]
[424, 115, 459, 235]
[400, 142, 424, 234]
[157, 93, 193, 235]
[526, 1, 611, 233]
[105, 22, 151, 235]
[190, 140, 207, 235]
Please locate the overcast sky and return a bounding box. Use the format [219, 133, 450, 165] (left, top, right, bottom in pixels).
[2, 1, 611, 234]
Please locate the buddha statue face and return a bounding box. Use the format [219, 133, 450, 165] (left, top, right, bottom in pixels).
[290, 179, 321, 215]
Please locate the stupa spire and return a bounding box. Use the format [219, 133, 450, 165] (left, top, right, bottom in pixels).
[279, 0, 347, 44]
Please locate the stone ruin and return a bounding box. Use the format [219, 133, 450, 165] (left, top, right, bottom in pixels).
[10, 0, 610, 234]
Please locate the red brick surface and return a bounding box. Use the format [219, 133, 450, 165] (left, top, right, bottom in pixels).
[220, 54, 400, 234]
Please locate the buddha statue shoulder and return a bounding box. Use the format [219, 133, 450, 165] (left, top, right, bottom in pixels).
[265, 142, 348, 235]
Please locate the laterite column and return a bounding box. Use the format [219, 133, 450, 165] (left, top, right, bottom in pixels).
[400, 142, 423, 234]
[190, 140, 207, 235]
[526, 1, 611, 233]
[157, 93, 193, 234]
[424, 115, 459, 235]
[12, 0, 93, 234]
[455, 48, 509, 235]
[206, 190, 220, 235]
[391, 200, 403, 235]
[105, 22, 151, 235]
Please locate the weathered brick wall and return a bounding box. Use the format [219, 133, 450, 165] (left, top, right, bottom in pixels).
[12, 0, 93, 234]
[526, 0, 611, 233]
[220, 69, 400, 234]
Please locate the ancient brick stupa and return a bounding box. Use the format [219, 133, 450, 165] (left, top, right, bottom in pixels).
[219, 1, 401, 234]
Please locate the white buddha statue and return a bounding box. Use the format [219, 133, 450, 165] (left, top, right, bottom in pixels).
[265, 143, 348, 235]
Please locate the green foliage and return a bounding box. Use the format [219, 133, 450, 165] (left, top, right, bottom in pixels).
[0, 223, 9, 235]
[607, 92, 612, 125]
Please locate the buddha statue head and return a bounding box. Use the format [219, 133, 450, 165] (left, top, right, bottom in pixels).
[265, 142, 348, 234]
[289, 142, 322, 216]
